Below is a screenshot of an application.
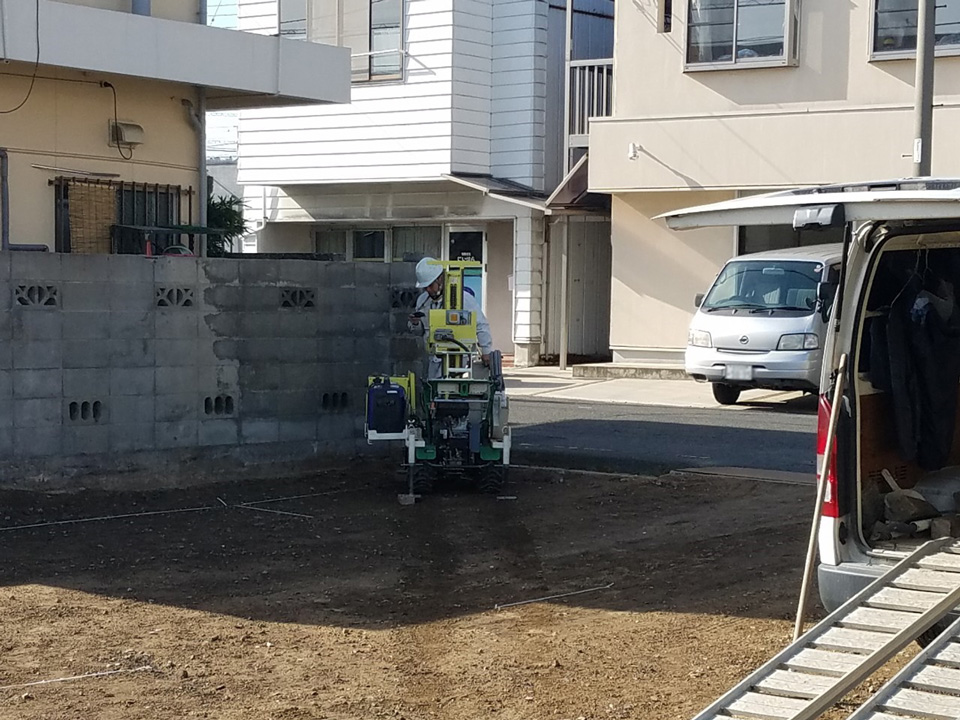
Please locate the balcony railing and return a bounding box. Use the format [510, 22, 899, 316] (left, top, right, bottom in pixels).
[566, 59, 613, 149]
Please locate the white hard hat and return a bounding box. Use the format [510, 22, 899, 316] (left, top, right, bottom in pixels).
[415, 257, 443, 288]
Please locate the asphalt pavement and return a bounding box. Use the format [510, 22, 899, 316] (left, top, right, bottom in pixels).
[504, 366, 818, 480]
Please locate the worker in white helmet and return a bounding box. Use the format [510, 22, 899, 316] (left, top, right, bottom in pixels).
[408, 257, 494, 379]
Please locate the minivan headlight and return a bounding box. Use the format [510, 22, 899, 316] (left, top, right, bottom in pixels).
[688, 329, 713, 348]
[777, 333, 819, 350]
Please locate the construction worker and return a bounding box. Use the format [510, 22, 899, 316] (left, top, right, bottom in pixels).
[408, 257, 494, 379]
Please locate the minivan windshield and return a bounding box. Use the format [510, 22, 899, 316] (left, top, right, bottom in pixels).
[702, 260, 823, 313]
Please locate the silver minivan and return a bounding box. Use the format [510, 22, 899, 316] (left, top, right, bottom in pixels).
[663, 178, 960, 641]
[687, 244, 843, 404]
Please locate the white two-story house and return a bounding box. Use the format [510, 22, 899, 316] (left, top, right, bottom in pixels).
[0, 0, 348, 254]
[236, 0, 613, 365]
[590, 0, 960, 365]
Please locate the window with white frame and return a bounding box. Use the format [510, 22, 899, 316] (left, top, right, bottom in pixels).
[306, 0, 403, 82]
[686, 0, 796, 66]
[874, 0, 960, 54]
[392, 226, 442, 262]
[353, 229, 386, 260]
[316, 229, 347, 260]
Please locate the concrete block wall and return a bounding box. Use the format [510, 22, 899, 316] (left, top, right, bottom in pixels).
[0, 252, 421, 490]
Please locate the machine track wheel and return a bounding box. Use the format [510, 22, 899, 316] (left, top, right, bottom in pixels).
[411, 465, 435, 495]
[478, 465, 506, 495]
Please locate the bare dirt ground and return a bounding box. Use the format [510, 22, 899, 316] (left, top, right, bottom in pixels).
[0, 464, 912, 719]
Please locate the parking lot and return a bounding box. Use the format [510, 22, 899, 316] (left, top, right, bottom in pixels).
[0, 461, 889, 720]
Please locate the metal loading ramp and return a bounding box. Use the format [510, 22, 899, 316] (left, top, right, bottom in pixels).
[691, 538, 960, 720]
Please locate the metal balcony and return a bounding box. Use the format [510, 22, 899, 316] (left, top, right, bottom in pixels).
[566, 59, 614, 149]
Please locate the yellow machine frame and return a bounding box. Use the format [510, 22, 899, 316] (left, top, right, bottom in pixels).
[426, 260, 482, 377]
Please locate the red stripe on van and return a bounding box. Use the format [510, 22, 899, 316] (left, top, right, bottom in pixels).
[817, 393, 839, 518]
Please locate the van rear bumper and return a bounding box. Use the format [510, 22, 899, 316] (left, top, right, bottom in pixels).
[685, 346, 821, 389]
[817, 561, 887, 612]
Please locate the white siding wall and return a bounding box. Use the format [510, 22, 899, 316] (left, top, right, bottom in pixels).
[490, 0, 548, 191]
[451, 0, 492, 175]
[236, 0, 455, 185]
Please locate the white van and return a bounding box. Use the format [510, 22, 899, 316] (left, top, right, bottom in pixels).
[662, 179, 960, 637]
[687, 244, 844, 405]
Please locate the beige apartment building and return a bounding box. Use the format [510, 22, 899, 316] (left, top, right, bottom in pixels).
[589, 0, 960, 364]
[0, 0, 347, 254]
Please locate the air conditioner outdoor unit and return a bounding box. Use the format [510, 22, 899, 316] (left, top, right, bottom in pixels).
[109, 121, 145, 147]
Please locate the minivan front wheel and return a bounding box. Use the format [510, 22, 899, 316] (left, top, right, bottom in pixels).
[712, 383, 742, 405]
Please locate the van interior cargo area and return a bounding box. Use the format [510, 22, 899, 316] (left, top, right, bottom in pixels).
[857, 235, 960, 552]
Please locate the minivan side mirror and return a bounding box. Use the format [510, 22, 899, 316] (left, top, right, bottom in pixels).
[694, 293, 704, 309]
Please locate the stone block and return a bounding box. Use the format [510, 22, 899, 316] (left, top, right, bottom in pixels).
[316, 310, 355, 337]
[61, 311, 110, 340]
[198, 364, 239, 393]
[351, 311, 391, 335]
[108, 254, 153, 284]
[61, 282, 113, 312]
[156, 312, 199, 339]
[238, 390, 277, 417]
[12, 311, 62, 341]
[239, 259, 278, 285]
[199, 419, 239, 446]
[110, 311, 154, 340]
[13, 340, 62, 369]
[153, 257, 199, 284]
[65, 254, 112, 282]
[201, 258, 240, 285]
[282, 363, 321, 390]
[390, 335, 423, 362]
[109, 283, 155, 313]
[109, 422, 155, 453]
[278, 259, 318, 285]
[156, 365, 198, 394]
[240, 418, 279, 444]
[322, 263, 355, 290]
[155, 392, 199, 422]
[355, 336, 390, 363]
[14, 426, 61, 458]
[354, 285, 392, 314]
[11, 251, 61, 282]
[155, 420, 198, 448]
[63, 425, 111, 456]
[109, 395, 154, 424]
[14, 397, 62, 427]
[277, 338, 317, 363]
[239, 363, 284, 392]
[202, 284, 242, 311]
[202, 311, 240, 337]
[155, 339, 198, 367]
[0, 427, 11, 456]
[240, 311, 281, 338]
[241, 286, 280, 311]
[279, 312, 318, 339]
[110, 367, 155, 396]
[278, 419, 317, 442]
[62, 339, 110, 369]
[277, 390, 320, 419]
[110, 339, 155, 368]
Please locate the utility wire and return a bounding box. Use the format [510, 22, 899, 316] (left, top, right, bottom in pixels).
[101, 81, 133, 161]
[0, 0, 41, 114]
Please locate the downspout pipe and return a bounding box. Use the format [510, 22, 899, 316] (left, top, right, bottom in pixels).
[197, 0, 208, 254]
[0, 148, 50, 252]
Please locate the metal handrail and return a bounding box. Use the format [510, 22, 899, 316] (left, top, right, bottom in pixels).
[567, 59, 614, 140]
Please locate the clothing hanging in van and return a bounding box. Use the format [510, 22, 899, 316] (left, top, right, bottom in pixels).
[883, 254, 960, 470]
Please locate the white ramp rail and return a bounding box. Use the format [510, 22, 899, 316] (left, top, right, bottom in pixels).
[845, 613, 960, 720]
[691, 538, 960, 720]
